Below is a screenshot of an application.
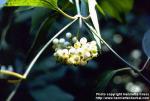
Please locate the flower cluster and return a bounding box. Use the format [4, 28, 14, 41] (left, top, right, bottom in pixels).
[52, 32, 98, 65]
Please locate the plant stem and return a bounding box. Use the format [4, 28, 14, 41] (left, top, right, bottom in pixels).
[84, 20, 150, 84]
[57, 7, 90, 20]
[6, 81, 21, 101]
[75, 0, 82, 28]
[115, 67, 131, 72]
[75, 0, 81, 15]
[23, 18, 78, 78]
[6, 18, 78, 101]
[100, 38, 150, 84]
[100, 38, 137, 70]
[0, 18, 11, 49]
[82, 15, 90, 20]
[57, 8, 77, 20]
[42, 0, 76, 19]
[43, 0, 90, 20]
[140, 57, 150, 72]
[0, 70, 25, 79]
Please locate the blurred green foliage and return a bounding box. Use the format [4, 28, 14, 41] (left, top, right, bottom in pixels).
[98, 0, 134, 21]
[6, 0, 58, 10]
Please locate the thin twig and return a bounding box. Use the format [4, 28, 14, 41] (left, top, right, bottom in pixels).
[75, 0, 81, 15]
[115, 67, 131, 72]
[0, 18, 11, 49]
[6, 80, 21, 101]
[6, 18, 78, 101]
[0, 70, 25, 79]
[57, 7, 90, 20]
[57, 8, 77, 20]
[75, 0, 82, 28]
[23, 18, 78, 78]
[100, 37, 150, 84]
[33, 0, 90, 20]
[140, 57, 150, 72]
[84, 20, 150, 84]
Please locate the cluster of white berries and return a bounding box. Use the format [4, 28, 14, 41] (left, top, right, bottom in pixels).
[52, 32, 98, 65]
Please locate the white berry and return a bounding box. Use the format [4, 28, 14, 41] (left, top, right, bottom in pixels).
[84, 52, 91, 59]
[90, 41, 97, 45]
[62, 49, 69, 55]
[69, 47, 76, 54]
[64, 41, 70, 46]
[53, 38, 59, 44]
[59, 38, 65, 44]
[80, 37, 87, 44]
[1, 65, 6, 71]
[66, 32, 72, 38]
[72, 37, 78, 43]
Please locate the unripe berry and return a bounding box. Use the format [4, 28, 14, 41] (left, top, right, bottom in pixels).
[72, 37, 78, 43]
[1, 65, 6, 71]
[66, 32, 72, 38]
[53, 38, 59, 44]
[8, 65, 13, 72]
[52, 45, 57, 49]
[59, 38, 65, 44]
[64, 41, 70, 46]
[56, 49, 63, 57]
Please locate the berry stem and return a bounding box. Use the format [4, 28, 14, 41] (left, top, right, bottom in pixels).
[6, 81, 21, 101]
[75, 0, 82, 28]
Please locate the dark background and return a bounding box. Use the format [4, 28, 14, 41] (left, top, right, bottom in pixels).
[0, 0, 150, 101]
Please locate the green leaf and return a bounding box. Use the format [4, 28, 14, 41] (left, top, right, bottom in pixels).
[88, 0, 101, 49]
[96, 70, 117, 92]
[26, 16, 55, 62]
[97, 0, 134, 21]
[5, 0, 58, 10]
[96, 67, 132, 92]
[30, 8, 50, 32]
[96, 4, 105, 16]
[26, 1, 74, 62]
